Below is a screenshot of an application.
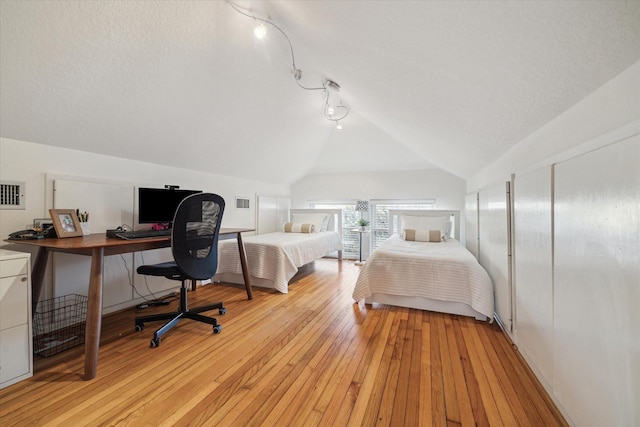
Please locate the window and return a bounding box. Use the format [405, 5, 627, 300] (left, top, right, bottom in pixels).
[369, 199, 436, 251]
[309, 201, 359, 258]
[310, 199, 436, 258]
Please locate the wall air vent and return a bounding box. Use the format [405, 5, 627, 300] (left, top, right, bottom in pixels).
[0, 181, 26, 210]
[236, 197, 250, 209]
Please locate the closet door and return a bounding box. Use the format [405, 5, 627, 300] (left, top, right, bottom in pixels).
[478, 182, 512, 332]
[513, 166, 553, 386]
[553, 136, 639, 426]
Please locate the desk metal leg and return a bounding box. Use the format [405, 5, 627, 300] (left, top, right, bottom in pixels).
[236, 233, 253, 300]
[84, 247, 104, 380]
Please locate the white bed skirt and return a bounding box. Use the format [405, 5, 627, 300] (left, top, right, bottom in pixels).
[364, 293, 488, 321]
[215, 272, 281, 291]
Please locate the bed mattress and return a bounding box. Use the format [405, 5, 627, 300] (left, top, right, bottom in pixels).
[352, 235, 494, 319]
[216, 231, 342, 293]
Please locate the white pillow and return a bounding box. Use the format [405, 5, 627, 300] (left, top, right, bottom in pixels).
[290, 212, 329, 233]
[400, 215, 452, 238]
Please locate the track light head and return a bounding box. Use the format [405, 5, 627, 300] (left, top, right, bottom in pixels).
[254, 23, 267, 39]
[325, 80, 340, 92]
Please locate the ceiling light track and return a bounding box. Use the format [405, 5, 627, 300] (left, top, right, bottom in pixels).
[227, 1, 349, 128]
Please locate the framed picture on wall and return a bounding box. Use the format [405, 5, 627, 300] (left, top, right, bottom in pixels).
[49, 209, 83, 238]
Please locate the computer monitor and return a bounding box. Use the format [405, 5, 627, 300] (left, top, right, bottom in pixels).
[138, 187, 202, 225]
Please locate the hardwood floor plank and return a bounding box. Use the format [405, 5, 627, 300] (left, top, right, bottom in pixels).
[465, 318, 518, 426]
[437, 313, 461, 425]
[344, 308, 393, 426]
[480, 323, 568, 427]
[403, 313, 422, 426]
[360, 310, 399, 426]
[0, 259, 567, 426]
[475, 325, 534, 427]
[444, 316, 475, 427]
[260, 304, 364, 426]
[317, 304, 388, 427]
[376, 314, 409, 426]
[274, 313, 375, 425]
[452, 316, 491, 427]
[419, 319, 433, 427]
[431, 314, 447, 426]
[389, 309, 416, 426]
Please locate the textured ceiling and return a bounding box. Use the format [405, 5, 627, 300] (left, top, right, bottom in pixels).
[1, 1, 639, 185]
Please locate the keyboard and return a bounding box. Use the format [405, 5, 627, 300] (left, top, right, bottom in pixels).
[115, 229, 171, 240]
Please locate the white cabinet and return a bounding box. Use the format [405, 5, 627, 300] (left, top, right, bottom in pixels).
[0, 249, 33, 389]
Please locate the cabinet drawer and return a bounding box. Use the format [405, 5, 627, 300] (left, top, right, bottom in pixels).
[0, 275, 29, 330]
[0, 324, 31, 387]
[0, 258, 28, 278]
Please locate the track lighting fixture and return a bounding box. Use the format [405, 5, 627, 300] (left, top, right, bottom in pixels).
[228, 1, 350, 128]
[254, 23, 267, 39]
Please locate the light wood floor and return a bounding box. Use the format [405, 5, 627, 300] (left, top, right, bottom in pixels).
[0, 258, 566, 426]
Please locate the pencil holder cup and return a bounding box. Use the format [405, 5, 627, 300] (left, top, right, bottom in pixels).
[80, 223, 90, 236]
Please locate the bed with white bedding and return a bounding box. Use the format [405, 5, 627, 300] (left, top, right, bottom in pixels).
[215, 209, 342, 293]
[352, 210, 493, 321]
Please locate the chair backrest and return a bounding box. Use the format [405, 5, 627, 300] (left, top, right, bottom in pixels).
[171, 193, 225, 280]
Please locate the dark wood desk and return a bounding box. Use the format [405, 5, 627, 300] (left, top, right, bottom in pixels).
[5, 228, 253, 380]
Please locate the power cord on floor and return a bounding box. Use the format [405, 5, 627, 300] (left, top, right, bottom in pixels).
[119, 253, 179, 308]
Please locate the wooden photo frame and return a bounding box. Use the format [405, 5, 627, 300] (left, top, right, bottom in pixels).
[49, 209, 83, 238]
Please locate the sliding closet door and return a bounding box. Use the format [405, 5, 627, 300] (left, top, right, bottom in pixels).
[478, 182, 512, 332]
[513, 166, 553, 387]
[554, 136, 639, 426]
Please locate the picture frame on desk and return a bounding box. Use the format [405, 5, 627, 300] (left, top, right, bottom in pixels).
[49, 209, 83, 238]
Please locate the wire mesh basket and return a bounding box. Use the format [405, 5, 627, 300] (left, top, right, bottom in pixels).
[33, 294, 88, 357]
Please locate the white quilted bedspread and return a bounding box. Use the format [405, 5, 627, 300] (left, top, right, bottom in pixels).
[352, 235, 494, 319]
[216, 231, 342, 293]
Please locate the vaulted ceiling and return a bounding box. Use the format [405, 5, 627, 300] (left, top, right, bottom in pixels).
[1, 1, 639, 185]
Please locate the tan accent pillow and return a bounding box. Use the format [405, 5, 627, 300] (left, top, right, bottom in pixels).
[403, 229, 444, 242]
[283, 222, 315, 233]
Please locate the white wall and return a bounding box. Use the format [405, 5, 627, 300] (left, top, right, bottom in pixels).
[291, 169, 466, 210]
[291, 168, 467, 253]
[0, 137, 288, 310]
[466, 61, 640, 426]
[467, 61, 640, 193]
[0, 138, 288, 235]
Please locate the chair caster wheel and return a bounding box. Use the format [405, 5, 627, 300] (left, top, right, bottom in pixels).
[135, 324, 144, 332]
[219, 308, 226, 315]
[150, 338, 160, 348]
[213, 325, 222, 334]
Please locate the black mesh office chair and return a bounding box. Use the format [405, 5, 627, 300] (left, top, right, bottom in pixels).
[135, 193, 226, 348]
